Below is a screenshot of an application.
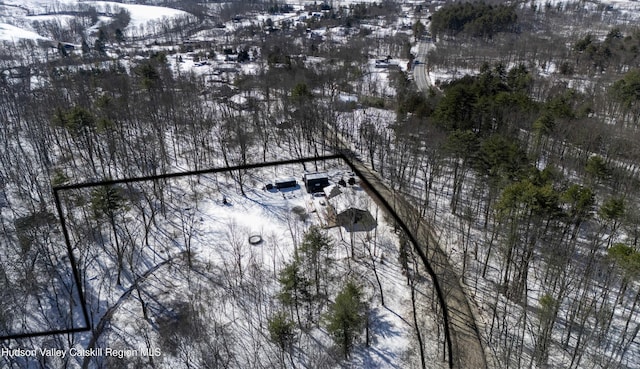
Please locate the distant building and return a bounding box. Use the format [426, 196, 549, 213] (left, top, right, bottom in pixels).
[375, 56, 398, 68]
[375, 60, 390, 68]
[214, 63, 238, 73]
[303, 172, 330, 193]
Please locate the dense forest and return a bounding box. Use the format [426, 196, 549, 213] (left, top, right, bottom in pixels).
[373, 2, 640, 367]
[430, 1, 518, 40]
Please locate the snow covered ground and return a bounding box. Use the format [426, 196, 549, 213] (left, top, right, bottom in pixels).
[46, 159, 445, 368]
[0, 0, 192, 42]
[0, 22, 47, 41]
[85, 1, 190, 33]
[4, 1, 638, 367]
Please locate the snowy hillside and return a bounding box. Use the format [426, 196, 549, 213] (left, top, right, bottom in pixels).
[84, 1, 191, 31]
[0, 0, 192, 42]
[0, 22, 47, 41]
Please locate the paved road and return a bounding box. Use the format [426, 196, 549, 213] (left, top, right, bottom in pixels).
[414, 41, 433, 92]
[322, 40, 489, 367]
[353, 158, 487, 369]
[326, 130, 488, 369]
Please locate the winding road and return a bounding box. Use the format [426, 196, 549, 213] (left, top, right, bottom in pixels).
[347, 153, 487, 369]
[326, 114, 488, 367]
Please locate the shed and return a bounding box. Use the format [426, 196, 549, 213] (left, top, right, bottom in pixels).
[275, 177, 297, 189]
[303, 172, 330, 193]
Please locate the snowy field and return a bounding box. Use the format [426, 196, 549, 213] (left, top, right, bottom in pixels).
[0, 0, 191, 42]
[85, 1, 190, 32]
[0, 22, 46, 41]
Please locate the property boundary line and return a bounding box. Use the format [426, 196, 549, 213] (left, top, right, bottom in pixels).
[342, 153, 455, 369]
[1, 155, 342, 340]
[0, 193, 91, 340]
[5, 152, 455, 369]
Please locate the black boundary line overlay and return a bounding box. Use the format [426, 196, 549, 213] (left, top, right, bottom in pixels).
[342, 156, 454, 369]
[0, 192, 93, 340]
[0, 156, 342, 341]
[53, 155, 340, 191]
[4, 153, 454, 369]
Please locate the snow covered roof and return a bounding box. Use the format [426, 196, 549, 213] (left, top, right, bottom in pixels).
[330, 187, 369, 215]
[275, 177, 296, 184]
[304, 172, 328, 181]
[323, 184, 342, 199]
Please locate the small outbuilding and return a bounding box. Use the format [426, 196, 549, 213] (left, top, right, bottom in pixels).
[275, 177, 297, 189]
[303, 172, 330, 193]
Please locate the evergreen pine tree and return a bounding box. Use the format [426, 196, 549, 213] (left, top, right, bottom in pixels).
[324, 281, 365, 359]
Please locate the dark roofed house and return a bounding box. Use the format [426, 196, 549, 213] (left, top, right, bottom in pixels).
[303, 172, 329, 193]
[275, 177, 297, 189]
[328, 187, 377, 232]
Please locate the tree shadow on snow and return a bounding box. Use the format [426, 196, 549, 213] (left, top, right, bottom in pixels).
[350, 307, 404, 368]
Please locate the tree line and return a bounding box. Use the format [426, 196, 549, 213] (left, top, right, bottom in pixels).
[430, 1, 518, 40]
[352, 61, 640, 368]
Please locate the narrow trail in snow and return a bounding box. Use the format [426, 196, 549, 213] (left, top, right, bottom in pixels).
[81, 254, 180, 369]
